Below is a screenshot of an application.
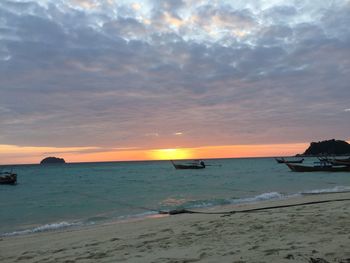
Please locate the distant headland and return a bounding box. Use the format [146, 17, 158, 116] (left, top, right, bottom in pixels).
[298, 139, 350, 156]
[40, 157, 66, 164]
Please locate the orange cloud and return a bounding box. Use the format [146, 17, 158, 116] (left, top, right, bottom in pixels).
[163, 12, 184, 28]
[131, 3, 142, 11]
[70, 0, 99, 9]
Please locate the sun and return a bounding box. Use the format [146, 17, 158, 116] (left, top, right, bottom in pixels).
[149, 148, 192, 160]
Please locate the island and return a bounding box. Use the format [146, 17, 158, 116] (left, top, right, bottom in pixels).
[40, 157, 66, 164]
[300, 139, 350, 156]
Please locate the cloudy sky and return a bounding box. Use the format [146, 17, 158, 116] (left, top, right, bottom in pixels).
[0, 0, 349, 163]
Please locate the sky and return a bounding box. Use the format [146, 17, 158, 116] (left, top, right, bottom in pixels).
[0, 0, 349, 164]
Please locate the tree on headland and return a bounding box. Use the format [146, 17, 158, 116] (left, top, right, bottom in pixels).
[302, 139, 350, 156]
[40, 157, 66, 164]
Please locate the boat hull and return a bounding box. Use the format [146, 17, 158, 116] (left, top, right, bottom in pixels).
[286, 163, 350, 172]
[332, 159, 350, 166]
[171, 161, 205, 169]
[0, 173, 17, 184]
[173, 164, 205, 169]
[275, 158, 304, 164]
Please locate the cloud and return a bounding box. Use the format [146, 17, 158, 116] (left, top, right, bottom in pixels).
[0, 0, 349, 151]
[70, 0, 100, 10]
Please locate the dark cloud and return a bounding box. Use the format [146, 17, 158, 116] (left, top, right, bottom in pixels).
[0, 0, 349, 150]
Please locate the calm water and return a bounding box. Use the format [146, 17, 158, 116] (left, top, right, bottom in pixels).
[1, 158, 349, 236]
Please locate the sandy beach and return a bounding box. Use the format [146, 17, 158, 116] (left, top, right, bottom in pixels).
[1, 192, 349, 263]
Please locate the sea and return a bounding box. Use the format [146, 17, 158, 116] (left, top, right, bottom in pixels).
[1, 157, 349, 236]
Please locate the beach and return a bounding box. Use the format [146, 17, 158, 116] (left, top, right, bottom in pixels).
[1, 192, 349, 263]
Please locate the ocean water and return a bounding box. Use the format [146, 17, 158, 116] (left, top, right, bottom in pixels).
[1, 158, 349, 236]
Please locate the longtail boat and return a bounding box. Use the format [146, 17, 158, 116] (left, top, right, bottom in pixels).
[334, 157, 350, 161]
[286, 162, 350, 172]
[0, 172, 17, 185]
[330, 159, 350, 166]
[317, 157, 350, 166]
[171, 160, 206, 169]
[275, 157, 304, 164]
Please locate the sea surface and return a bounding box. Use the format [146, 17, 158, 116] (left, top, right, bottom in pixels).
[1, 158, 349, 236]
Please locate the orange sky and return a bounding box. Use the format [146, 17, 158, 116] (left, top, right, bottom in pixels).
[0, 142, 310, 165]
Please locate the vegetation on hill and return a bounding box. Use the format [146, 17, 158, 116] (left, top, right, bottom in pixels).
[302, 139, 350, 156]
[40, 157, 66, 164]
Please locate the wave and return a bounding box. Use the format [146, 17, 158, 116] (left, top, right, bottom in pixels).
[1, 221, 82, 237]
[114, 211, 159, 221]
[1, 211, 161, 237]
[180, 185, 350, 210]
[230, 192, 287, 204]
[181, 191, 289, 210]
[301, 185, 350, 195]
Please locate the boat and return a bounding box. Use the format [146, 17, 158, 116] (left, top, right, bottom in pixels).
[317, 157, 350, 166]
[171, 160, 206, 169]
[318, 157, 330, 162]
[0, 172, 17, 185]
[285, 162, 350, 172]
[334, 157, 350, 161]
[275, 157, 304, 164]
[330, 158, 350, 166]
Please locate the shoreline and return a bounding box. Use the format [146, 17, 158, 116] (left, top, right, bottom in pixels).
[2, 187, 349, 238]
[2, 188, 350, 236]
[1, 192, 349, 262]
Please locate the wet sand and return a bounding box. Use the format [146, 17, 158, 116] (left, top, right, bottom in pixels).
[1, 192, 349, 263]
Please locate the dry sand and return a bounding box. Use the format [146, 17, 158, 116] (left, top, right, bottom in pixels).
[1, 192, 349, 263]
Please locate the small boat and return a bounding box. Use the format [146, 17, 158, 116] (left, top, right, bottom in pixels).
[0, 172, 17, 185]
[275, 157, 304, 164]
[285, 162, 350, 172]
[171, 160, 206, 169]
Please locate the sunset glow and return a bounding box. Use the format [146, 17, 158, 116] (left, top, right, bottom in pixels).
[149, 148, 193, 160]
[0, 143, 313, 165]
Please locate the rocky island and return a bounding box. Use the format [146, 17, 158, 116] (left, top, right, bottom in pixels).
[40, 157, 66, 164]
[301, 139, 350, 156]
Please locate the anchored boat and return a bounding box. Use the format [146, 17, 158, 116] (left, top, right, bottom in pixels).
[331, 158, 350, 166]
[275, 157, 304, 164]
[171, 160, 206, 169]
[286, 162, 350, 172]
[0, 172, 17, 185]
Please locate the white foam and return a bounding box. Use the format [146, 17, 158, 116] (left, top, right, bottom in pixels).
[301, 185, 350, 195]
[2, 221, 81, 237]
[182, 192, 290, 210]
[230, 191, 287, 204]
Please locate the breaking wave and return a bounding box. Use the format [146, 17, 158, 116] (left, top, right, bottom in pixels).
[1, 221, 81, 237]
[301, 185, 350, 195]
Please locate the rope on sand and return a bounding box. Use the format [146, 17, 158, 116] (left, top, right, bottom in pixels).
[159, 198, 350, 216]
